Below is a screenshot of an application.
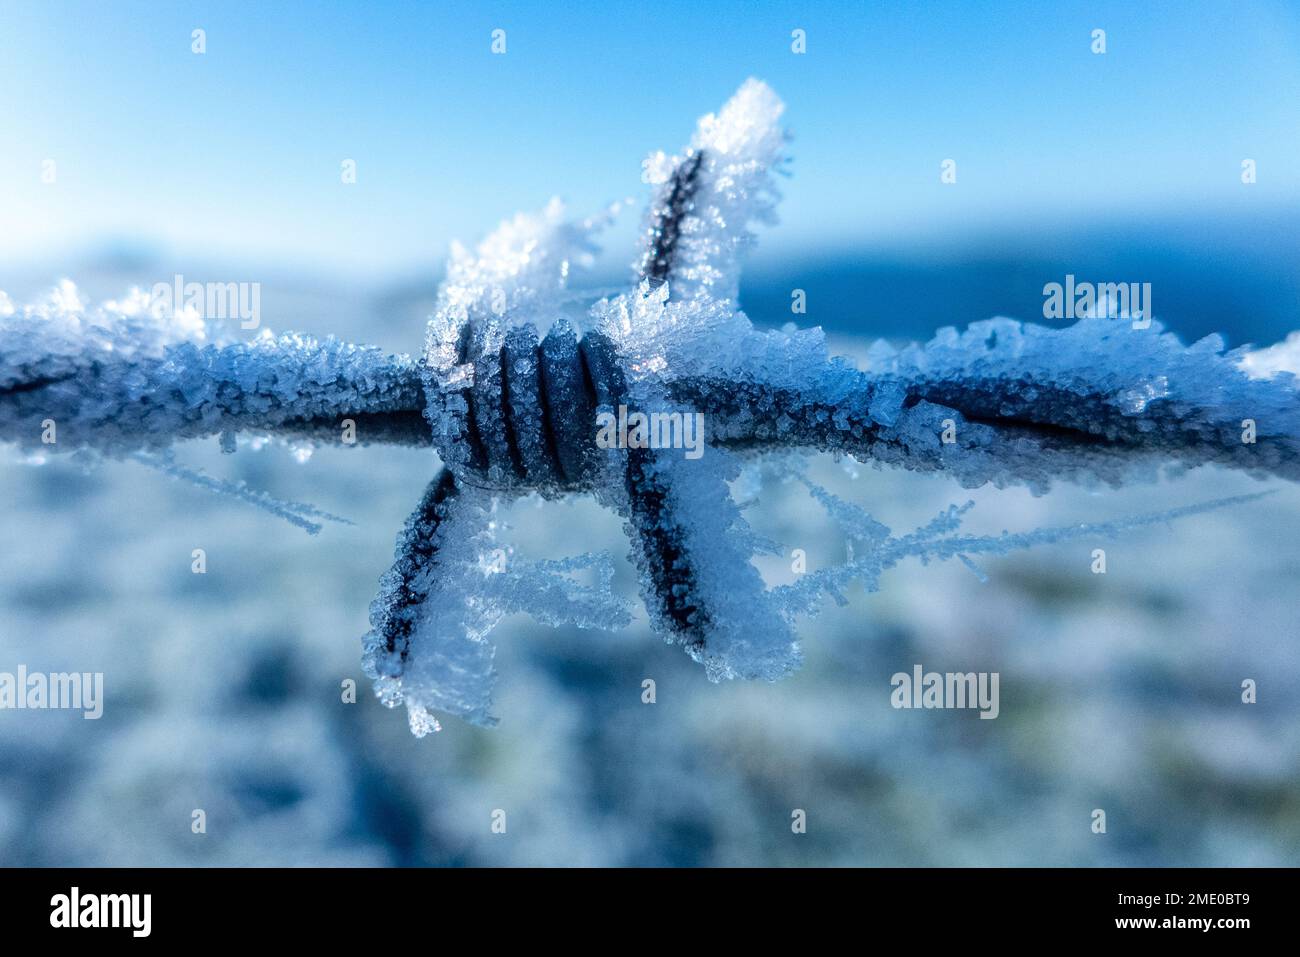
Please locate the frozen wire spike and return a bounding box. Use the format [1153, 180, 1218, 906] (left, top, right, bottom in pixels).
[363, 468, 630, 734]
[2, 79, 1297, 735]
[637, 77, 786, 302]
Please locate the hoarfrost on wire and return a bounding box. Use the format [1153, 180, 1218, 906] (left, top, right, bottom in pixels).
[2, 78, 1298, 736]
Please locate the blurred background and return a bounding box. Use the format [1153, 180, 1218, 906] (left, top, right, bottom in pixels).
[1, 0, 1298, 865]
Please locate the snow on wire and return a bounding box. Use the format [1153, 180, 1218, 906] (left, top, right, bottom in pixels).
[2, 79, 1298, 735]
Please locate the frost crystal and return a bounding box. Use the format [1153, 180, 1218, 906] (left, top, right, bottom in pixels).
[637, 77, 786, 301]
[362, 474, 628, 733]
[0, 280, 424, 457]
[2, 79, 1297, 735]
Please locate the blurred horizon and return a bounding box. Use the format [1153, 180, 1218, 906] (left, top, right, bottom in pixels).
[4, 198, 1297, 351]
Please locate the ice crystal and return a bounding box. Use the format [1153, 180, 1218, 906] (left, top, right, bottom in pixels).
[2, 79, 1297, 734]
[0, 282, 423, 456]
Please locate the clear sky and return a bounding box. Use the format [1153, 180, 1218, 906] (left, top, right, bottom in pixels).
[2, 0, 1299, 278]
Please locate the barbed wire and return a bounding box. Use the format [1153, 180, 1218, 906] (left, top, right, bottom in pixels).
[2, 80, 1296, 735]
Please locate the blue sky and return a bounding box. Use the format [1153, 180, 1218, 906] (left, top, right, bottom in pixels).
[2, 0, 1298, 278]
